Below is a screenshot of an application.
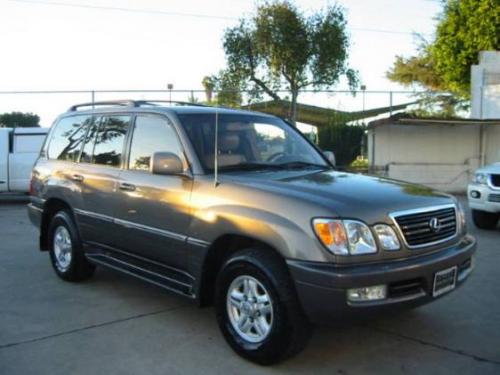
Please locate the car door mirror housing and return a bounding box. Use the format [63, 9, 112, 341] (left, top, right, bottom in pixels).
[323, 151, 336, 167]
[151, 152, 184, 176]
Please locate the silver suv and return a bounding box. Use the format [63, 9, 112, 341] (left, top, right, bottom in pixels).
[29, 100, 476, 364]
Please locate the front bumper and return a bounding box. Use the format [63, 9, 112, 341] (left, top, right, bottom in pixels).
[287, 235, 476, 324]
[468, 184, 500, 213]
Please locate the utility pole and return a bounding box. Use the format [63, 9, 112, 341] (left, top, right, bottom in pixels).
[167, 83, 174, 103]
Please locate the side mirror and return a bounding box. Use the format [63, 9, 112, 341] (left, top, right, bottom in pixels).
[323, 151, 336, 167]
[151, 152, 184, 176]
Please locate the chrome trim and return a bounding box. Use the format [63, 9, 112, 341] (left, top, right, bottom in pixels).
[114, 218, 186, 242]
[75, 208, 208, 245]
[74, 208, 114, 223]
[27, 203, 43, 213]
[187, 237, 210, 248]
[389, 204, 458, 250]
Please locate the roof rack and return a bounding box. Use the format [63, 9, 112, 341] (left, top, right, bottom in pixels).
[68, 100, 208, 112]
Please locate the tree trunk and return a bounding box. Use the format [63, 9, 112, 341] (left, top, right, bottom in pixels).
[289, 88, 299, 126]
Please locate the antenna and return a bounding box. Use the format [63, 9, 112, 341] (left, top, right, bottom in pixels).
[214, 106, 219, 187]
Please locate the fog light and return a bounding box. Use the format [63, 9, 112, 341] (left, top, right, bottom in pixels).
[347, 285, 387, 302]
[470, 190, 481, 199]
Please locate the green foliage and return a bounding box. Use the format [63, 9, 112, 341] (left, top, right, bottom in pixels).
[202, 71, 243, 107]
[219, 1, 357, 123]
[317, 123, 366, 167]
[431, 0, 499, 96]
[0, 112, 40, 128]
[349, 156, 369, 172]
[387, 0, 499, 99]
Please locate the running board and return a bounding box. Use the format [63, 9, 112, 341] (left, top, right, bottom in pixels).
[85, 247, 195, 299]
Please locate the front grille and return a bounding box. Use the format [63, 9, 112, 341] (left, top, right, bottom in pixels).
[393, 206, 457, 248]
[491, 174, 500, 188]
[488, 193, 500, 203]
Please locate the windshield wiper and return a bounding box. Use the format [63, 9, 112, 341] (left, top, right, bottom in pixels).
[275, 161, 330, 170]
[218, 162, 279, 171]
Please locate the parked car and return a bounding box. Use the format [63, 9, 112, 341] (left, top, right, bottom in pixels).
[0, 127, 48, 193]
[28, 101, 476, 364]
[468, 163, 500, 229]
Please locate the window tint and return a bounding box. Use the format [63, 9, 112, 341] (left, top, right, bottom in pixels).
[129, 115, 183, 171]
[81, 115, 130, 167]
[47, 116, 92, 161]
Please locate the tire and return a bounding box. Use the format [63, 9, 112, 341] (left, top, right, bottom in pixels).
[215, 248, 312, 365]
[472, 209, 499, 230]
[48, 210, 95, 281]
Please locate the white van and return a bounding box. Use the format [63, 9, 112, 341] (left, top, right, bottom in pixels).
[0, 127, 49, 193]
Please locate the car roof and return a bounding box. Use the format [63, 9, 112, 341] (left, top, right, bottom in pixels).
[61, 102, 276, 120]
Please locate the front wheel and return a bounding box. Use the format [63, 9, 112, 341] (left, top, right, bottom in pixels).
[472, 209, 499, 230]
[215, 248, 312, 365]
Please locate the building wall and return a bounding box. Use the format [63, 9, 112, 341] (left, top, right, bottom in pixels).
[368, 124, 500, 193]
[471, 51, 500, 119]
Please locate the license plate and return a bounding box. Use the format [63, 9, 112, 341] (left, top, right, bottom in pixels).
[433, 266, 457, 297]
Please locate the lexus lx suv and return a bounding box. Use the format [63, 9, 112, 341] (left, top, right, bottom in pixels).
[28, 100, 476, 364]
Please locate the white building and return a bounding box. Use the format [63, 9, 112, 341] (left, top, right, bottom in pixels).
[471, 51, 500, 119]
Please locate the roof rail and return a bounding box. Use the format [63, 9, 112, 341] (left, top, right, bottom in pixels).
[68, 99, 209, 112]
[134, 100, 209, 108]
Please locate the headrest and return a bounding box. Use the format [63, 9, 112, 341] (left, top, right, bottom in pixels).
[219, 132, 240, 152]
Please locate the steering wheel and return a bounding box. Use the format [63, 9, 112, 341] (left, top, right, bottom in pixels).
[266, 152, 286, 162]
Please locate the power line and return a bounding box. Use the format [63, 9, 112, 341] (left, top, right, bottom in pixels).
[6, 0, 430, 36]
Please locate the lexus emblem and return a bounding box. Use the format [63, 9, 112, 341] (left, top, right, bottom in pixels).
[429, 217, 441, 232]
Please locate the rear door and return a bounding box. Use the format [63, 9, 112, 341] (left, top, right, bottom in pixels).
[113, 113, 193, 270]
[72, 114, 131, 247]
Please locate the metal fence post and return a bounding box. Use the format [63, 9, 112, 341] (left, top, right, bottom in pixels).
[91, 90, 95, 109]
[389, 91, 393, 116]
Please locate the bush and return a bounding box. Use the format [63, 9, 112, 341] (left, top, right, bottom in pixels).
[317, 123, 366, 167]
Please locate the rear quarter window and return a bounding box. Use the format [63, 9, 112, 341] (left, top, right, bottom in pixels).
[47, 116, 92, 161]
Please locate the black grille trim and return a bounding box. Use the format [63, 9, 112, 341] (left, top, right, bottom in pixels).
[491, 174, 500, 188]
[488, 193, 500, 203]
[391, 205, 458, 249]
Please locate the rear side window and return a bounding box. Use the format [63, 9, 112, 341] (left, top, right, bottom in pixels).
[81, 115, 130, 167]
[47, 116, 92, 161]
[14, 135, 45, 153]
[128, 114, 183, 171]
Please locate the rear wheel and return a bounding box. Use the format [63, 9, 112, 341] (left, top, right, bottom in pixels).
[472, 209, 499, 230]
[48, 210, 95, 281]
[215, 248, 312, 365]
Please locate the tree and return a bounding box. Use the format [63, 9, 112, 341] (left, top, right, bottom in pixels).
[387, 0, 499, 98]
[201, 72, 243, 107]
[0, 112, 40, 128]
[219, 1, 357, 124]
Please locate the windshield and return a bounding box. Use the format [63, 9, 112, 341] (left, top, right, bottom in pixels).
[177, 113, 328, 172]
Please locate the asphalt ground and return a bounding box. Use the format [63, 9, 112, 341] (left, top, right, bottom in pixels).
[0, 197, 499, 374]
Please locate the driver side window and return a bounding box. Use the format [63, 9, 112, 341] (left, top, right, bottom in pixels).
[128, 115, 183, 171]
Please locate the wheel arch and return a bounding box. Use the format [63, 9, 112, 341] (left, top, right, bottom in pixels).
[197, 233, 287, 307]
[40, 198, 75, 251]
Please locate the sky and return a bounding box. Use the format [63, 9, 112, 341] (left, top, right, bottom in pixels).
[0, 0, 442, 125]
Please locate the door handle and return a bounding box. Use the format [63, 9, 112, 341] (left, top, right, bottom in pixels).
[71, 174, 84, 182]
[119, 182, 136, 192]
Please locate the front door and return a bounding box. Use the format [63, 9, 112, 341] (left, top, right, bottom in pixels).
[113, 113, 193, 271]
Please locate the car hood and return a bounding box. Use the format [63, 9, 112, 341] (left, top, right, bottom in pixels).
[475, 162, 500, 174]
[225, 169, 454, 223]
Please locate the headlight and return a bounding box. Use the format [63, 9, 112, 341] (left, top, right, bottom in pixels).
[313, 219, 377, 255]
[473, 172, 489, 185]
[373, 224, 400, 250]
